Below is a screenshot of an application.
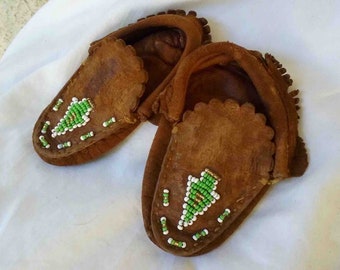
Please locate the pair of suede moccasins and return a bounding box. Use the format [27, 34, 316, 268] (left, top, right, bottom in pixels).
[32, 10, 308, 256]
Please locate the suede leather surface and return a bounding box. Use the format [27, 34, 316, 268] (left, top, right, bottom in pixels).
[32, 11, 210, 165]
[32, 37, 147, 165]
[151, 100, 275, 256]
[142, 42, 307, 256]
[2, 1, 340, 269]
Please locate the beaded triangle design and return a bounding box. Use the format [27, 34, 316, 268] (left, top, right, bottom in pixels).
[177, 168, 220, 230]
[51, 97, 93, 137]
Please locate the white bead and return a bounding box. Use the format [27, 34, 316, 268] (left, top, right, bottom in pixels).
[177, 225, 183, 231]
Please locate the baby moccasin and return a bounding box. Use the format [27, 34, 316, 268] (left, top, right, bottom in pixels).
[141, 42, 308, 256]
[32, 10, 211, 165]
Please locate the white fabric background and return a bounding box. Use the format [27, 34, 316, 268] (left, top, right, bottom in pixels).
[0, 0, 339, 269]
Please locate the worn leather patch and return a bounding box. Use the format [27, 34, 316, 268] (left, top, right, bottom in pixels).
[150, 100, 274, 256]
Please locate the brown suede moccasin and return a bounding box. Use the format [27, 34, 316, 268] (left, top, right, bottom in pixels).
[32, 10, 211, 165]
[141, 42, 308, 256]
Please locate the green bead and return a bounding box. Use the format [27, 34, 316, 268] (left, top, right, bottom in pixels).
[39, 135, 50, 148]
[203, 198, 210, 205]
[187, 199, 195, 206]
